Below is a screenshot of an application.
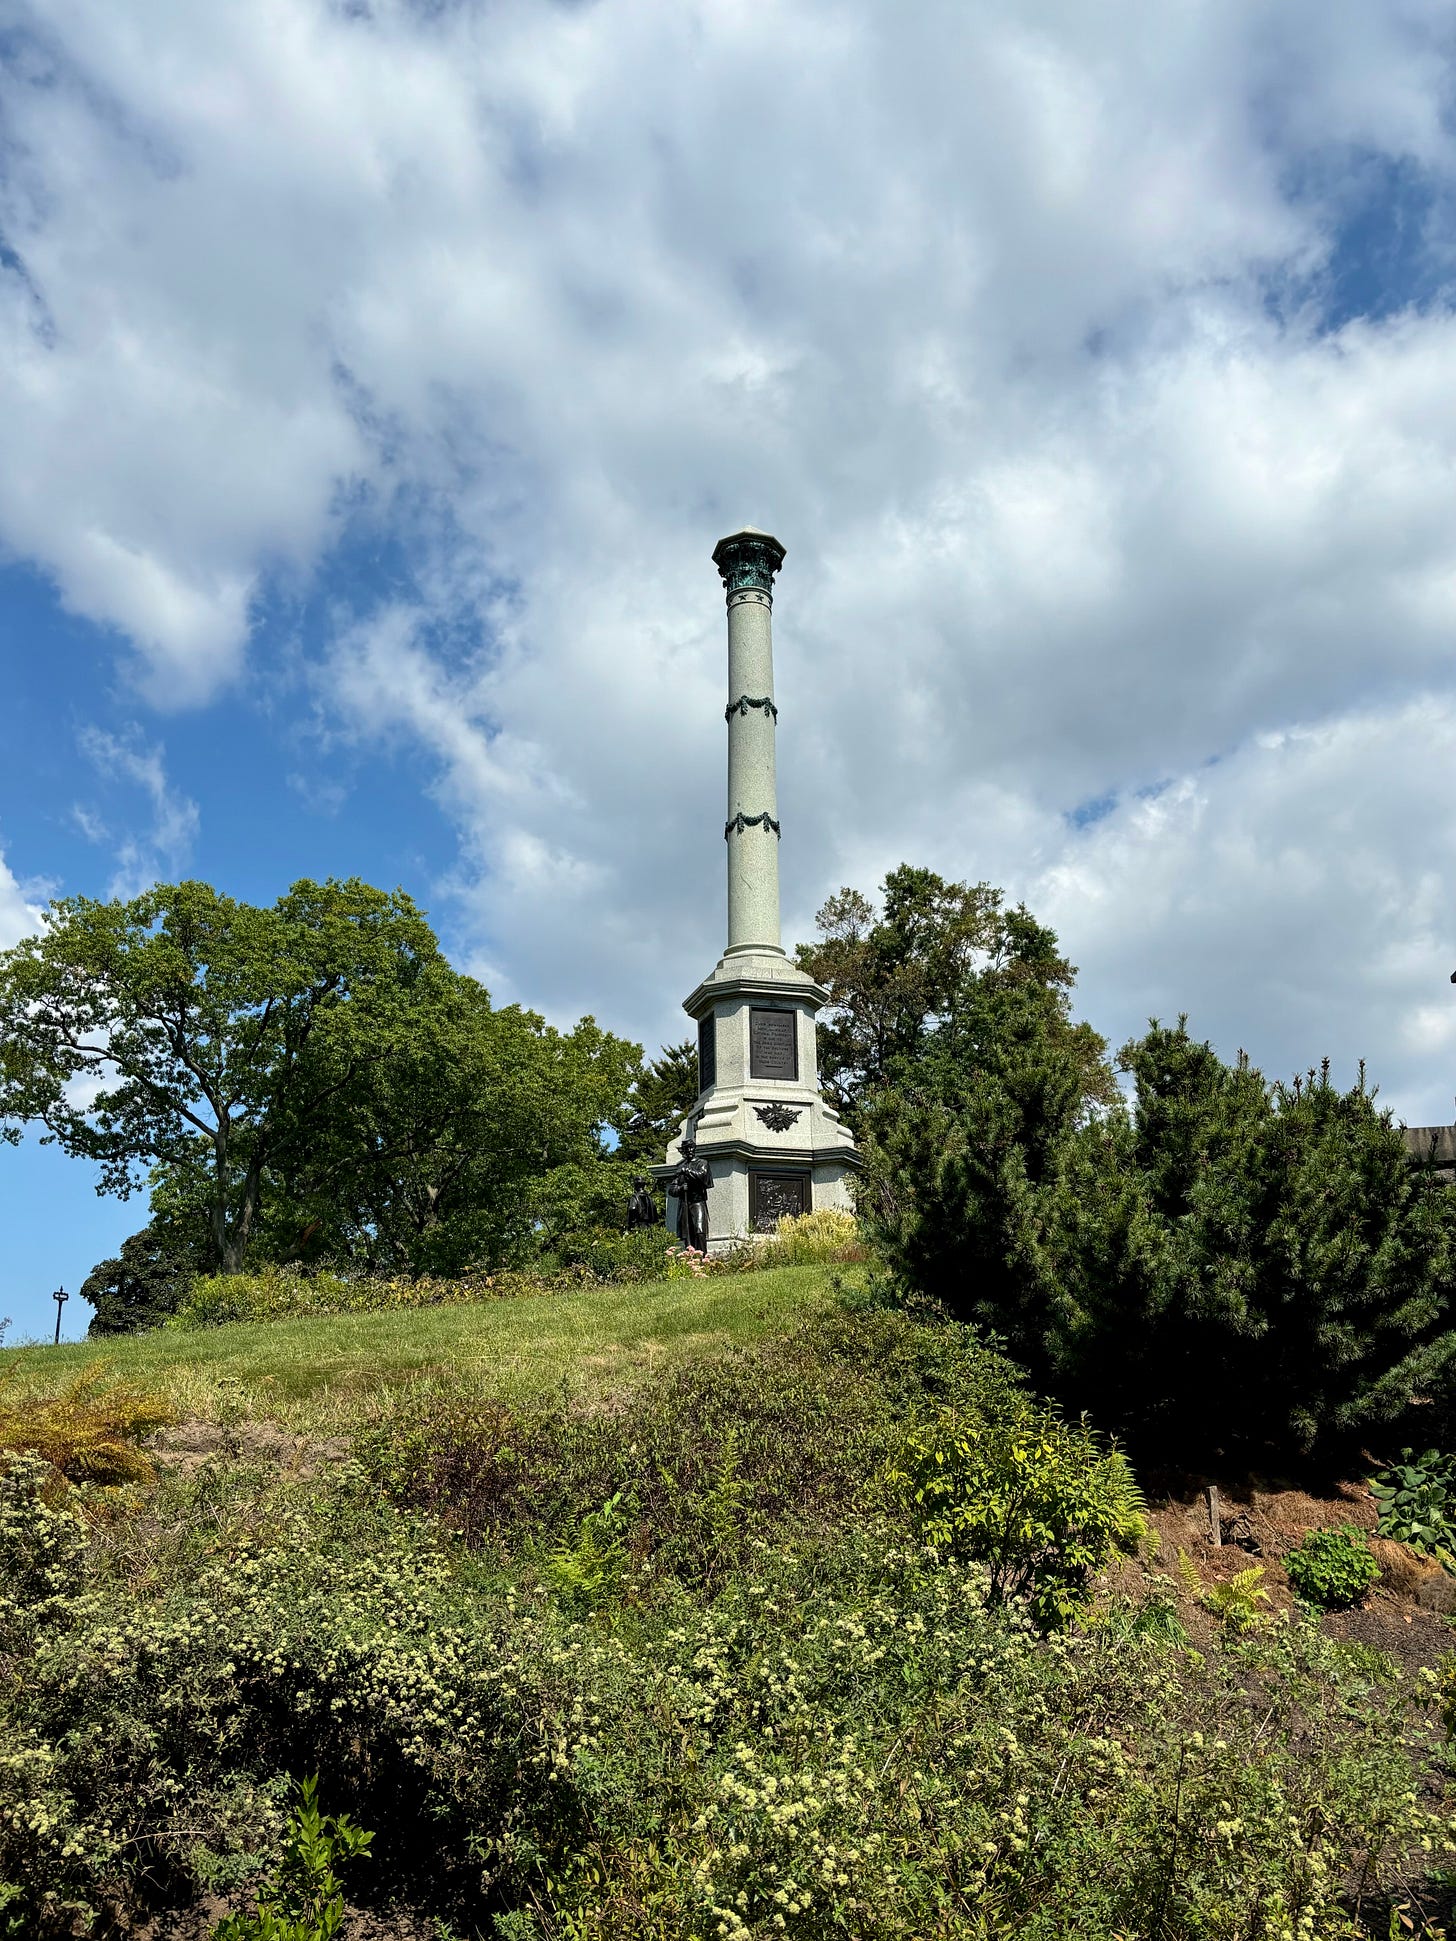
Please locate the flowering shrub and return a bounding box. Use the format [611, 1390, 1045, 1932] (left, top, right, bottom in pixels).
[886, 1400, 1146, 1626]
[2, 1449, 1448, 1941]
[665, 1242, 712, 1278]
[0, 1309, 1450, 1939]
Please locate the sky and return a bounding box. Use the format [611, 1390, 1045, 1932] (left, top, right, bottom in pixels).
[3, 0, 1456, 1339]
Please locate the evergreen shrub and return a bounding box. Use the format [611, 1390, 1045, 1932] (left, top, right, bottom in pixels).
[866, 1018, 1456, 1463]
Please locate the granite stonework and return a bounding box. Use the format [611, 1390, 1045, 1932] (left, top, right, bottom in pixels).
[651, 529, 859, 1248]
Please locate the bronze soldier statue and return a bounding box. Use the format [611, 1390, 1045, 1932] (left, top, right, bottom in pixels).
[668, 1137, 711, 1253]
[625, 1176, 657, 1231]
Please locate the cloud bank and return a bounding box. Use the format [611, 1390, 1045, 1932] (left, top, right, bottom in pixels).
[3, 0, 1456, 1117]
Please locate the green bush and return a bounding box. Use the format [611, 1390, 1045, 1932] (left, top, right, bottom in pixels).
[2, 1461, 1446, 1940]
[866, 1014, 1456, 1465]
[1284, 1526, 1381, 1610]
[171, 1264, 493, 1328]
[885, 1399, 1146, 1625]
[1371, 1448, 1456, 1564]
[170, 1259, 618, 1330]
[3, 1307, 1452, 1940]
[363, 1314, 926, 1591]
[539, 1225, 676, 1284]
[214, 1777, 371, 1941]
[170, 1229, 695, 1330]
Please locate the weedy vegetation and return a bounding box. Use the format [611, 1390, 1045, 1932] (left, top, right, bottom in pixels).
[2, 1269, 1455, 1939]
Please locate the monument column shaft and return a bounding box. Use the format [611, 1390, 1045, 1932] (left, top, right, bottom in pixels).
[725, 588, 781, 950]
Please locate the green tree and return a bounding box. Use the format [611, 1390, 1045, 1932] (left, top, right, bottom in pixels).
[612, 1041, 700, 1164]
[795, 868, 1008, 1115]
[81, 1222, 201, 1336]
[1102, 1025, 1456, 1459]
[859, 933, 1117, 1338]
[870, 1002, 1456, 1464]
[0, 878, 438, 1272]
[260, 968, 641, 1273]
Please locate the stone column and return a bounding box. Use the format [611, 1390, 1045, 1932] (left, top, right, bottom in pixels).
[713, 527, 786, 953]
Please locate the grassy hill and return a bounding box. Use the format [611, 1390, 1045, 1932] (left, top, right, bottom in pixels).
[1, 1263, 839, 1429]
[2, 1263, 1453, 1940]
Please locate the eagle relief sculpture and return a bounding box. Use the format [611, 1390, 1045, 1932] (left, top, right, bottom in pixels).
[754, 1103, 802, 1133]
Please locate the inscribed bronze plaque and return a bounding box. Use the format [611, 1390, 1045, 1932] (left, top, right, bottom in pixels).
[698, 1015, 716, 1091]
[749, 1007, 798, 1081]
[750, 1171, 809, 1232]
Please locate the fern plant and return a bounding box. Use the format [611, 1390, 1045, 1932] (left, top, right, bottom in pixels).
[1203, 1566, 1272, 1633]
[1178, 1550, 1272, 1632]
[543, 1493, 629, 1610]
[0, 1363, 174, 1484]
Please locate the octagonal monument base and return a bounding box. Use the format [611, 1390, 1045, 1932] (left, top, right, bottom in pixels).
[650, 944, 859, 1251]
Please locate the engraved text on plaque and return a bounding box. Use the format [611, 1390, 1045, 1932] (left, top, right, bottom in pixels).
[749, 1007, 798, 1081]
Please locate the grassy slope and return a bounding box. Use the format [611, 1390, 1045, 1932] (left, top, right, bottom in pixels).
[0, 1264, 842, 1429]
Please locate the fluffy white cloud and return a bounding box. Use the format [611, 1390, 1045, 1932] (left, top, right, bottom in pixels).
[5, 0, 1456, 1115]
[1030, 697, 1456, 1124]
[0, 850, 43, 952]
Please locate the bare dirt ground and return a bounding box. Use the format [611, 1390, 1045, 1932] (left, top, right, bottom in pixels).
[1103, 1471, 1456, 1672]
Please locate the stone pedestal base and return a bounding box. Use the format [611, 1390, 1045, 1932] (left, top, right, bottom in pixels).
[651, 944, 859, 1249]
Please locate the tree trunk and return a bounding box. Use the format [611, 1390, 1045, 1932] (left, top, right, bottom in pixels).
[225, 1145, 268, 1274]
[210, 1121, 232, 1273]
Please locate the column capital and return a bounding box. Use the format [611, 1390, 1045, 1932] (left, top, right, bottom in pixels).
[713, 527, 786, 606]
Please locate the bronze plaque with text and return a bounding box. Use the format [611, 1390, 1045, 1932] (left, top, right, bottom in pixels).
[749, 1007, 798, 1081]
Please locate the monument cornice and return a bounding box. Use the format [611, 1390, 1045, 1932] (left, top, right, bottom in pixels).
[712, 527, 786, 605]
[681, 962, 830, 1019]
[650, 1136, 862, 1177]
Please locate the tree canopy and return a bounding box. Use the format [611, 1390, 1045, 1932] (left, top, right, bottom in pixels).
[612, 1041, 700, 1165]
[795, 865, 1106, 1121]
[0, 877, 642, 1284]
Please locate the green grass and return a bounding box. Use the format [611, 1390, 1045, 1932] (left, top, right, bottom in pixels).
[0, 1264, 844, 1431]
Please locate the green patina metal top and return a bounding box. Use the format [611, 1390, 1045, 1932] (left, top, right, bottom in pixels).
[712, 528, 786, 603]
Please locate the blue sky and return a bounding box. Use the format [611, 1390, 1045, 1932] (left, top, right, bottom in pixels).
[3, 0, 1456, 1338]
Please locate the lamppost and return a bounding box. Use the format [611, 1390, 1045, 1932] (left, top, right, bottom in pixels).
[51, 1286, 68, 1345]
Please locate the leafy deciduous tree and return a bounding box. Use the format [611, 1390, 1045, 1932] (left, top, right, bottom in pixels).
[0, 878, 439, 1272]
[262, 968, 641, 1273]
[81, 1223, 202, 1336]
